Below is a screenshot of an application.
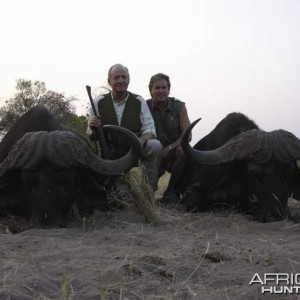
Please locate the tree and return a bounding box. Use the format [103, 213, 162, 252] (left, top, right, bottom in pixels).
[64, 114, 89, 138]
[0, 79, 79, 130]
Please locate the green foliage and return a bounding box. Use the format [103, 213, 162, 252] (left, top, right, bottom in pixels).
[64, 114, 89, 138]
[0, 78, 94, 147]
[0, 79, 79, 130]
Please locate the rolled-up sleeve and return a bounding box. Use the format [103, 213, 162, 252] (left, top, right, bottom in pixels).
[137, 96, 156, 137]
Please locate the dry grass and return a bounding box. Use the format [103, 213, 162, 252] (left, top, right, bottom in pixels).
[124, 164, 165, 224]
[155, 171, 171, 200]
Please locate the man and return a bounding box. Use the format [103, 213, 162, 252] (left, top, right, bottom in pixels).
[146, 73, 191, 202]
[87, 64, 162, 199]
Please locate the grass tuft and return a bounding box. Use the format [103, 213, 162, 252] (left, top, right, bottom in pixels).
[125, 164, 163, 224]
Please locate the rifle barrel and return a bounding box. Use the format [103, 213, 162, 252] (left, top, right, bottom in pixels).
[86, 85, 111, 159]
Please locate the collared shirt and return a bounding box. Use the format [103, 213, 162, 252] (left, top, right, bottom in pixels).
[87, 92, 156, 137]
[110, 92, 130, 125]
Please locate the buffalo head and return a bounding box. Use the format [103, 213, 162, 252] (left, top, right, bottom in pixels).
[181, 118, 300, 222]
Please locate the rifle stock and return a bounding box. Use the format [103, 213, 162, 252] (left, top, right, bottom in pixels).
[86, 85, 111, 159]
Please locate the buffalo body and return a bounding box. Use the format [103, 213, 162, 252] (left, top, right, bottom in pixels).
[180, 113, 300, 222]
[0, 106, 141, 227]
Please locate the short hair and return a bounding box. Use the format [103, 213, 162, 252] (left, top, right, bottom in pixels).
[107, 64, 129, 83]
[148, 73, 171, 93]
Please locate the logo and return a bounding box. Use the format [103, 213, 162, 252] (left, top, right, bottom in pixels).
[250, 273, 300, 294]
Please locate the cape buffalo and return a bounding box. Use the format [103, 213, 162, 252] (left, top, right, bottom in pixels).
[176, 113, 259, 211]
[181, 115, 300, 222]
[0, 106, 141, 228]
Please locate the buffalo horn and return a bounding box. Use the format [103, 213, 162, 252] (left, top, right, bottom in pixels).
[181, 118, 263, 165]
[0, 125, 142, 176]
[181, 118, 226, 165]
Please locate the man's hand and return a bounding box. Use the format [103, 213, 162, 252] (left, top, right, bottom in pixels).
[88, 116, 101, 129]
[161, 146, 172, 159]
[138, 133, 155, 148]
[138, 137, 147, 148]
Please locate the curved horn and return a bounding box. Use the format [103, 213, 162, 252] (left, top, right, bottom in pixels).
[181, 118, 225, 164]
[0, 126, 142, 176]
[51, 126, 142, 175]
[181, 118, 263, 165]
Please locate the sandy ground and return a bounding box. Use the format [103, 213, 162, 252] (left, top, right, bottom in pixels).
[1, 176, 300, 300]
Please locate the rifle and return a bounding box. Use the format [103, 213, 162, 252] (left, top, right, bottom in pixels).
[86, 85, 111, 159]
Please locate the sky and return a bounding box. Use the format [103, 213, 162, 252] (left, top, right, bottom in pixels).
[1, 0, 300, 144]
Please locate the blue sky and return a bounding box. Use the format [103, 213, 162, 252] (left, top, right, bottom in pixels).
[1, 0, 299, 143]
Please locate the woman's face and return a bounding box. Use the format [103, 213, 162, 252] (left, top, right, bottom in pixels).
[151, 79, 170, 104]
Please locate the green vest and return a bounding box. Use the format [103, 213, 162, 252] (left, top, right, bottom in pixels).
[147, 97, 184, 147]
[98, 92, 142, 135]
[98, 92, 142, 157]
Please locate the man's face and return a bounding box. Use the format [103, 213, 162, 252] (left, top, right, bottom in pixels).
[108, 66, 130, 94]
[151, 79, 170, 104]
